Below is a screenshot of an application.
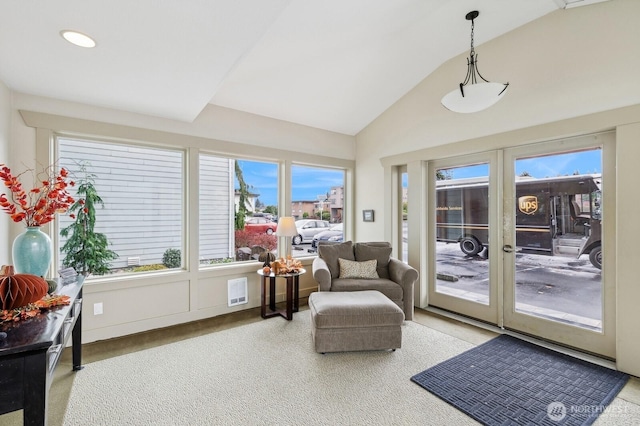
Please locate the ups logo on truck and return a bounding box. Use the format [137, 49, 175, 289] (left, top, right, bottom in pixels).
[518, 196, 538, 215]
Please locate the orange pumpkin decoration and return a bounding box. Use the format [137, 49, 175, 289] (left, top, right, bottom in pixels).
[0, 265, 49, 310]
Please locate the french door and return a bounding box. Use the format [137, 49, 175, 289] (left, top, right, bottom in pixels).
[428, 151, 500, 325]
[428, 133, 615, 358]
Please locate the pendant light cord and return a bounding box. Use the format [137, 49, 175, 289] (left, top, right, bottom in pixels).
[469, 17, 476, 59]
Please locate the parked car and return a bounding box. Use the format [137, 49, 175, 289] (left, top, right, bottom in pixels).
[252, 212, 275, 222]
[292, 219, 331, 245]
[244, 217, 277, 235]
[311, 223, 343, 248]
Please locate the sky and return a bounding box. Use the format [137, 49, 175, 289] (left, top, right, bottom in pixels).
[238, 149, 601, 205]
[236, 161, 344, 207]
[440, 149, 602, 180]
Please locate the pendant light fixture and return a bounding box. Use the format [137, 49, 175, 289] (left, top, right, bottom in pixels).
[441, 11, 509, 113]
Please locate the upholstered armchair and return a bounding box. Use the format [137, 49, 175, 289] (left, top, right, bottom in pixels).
[311, 241, 418, 320]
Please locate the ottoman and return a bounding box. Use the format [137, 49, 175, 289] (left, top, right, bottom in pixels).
[308, 290, 405, 353]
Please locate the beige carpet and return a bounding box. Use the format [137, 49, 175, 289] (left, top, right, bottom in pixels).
[63, 312, 483, 425]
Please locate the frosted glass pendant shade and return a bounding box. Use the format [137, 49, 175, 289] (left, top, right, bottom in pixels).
[441, 11, 509, 114]
[441, 82, 509, 113]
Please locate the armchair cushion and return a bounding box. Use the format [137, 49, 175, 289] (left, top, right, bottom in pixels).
[338, 258, 379, 279]
[354, 243, 392, 279]
[331, 277, 404, 301]
[318, 241, 355, 278]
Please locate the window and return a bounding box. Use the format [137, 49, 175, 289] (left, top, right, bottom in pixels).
[52, 134, 349, 276]
[401, 170, 408, 263]
[57, 137, 184, 277]
[199, 155, 278, 266]
[291, 165, 345, 257]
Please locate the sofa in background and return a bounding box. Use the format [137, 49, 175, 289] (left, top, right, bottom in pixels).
[311, 241, 418, 320]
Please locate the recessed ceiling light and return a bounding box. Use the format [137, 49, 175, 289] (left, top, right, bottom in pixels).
[60, 30, 96, 48]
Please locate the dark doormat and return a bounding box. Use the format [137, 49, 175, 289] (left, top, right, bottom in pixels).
[411, 334, 628, 425]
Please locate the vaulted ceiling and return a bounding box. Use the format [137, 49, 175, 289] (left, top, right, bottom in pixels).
[0, 0, 605, 135]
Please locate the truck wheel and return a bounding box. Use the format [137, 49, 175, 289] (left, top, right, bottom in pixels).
[589, 246, 602, 270]
[460, 236, 482, 256]
[266, 228, 274, 235]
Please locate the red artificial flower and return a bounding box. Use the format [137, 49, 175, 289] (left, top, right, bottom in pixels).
[0, 163, 75, 227]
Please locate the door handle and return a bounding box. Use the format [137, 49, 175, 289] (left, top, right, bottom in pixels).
[503, 245, 514, 253]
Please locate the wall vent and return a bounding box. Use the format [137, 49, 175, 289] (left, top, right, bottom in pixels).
[127, 256, 141, 266]
[228, 278, 248, 307]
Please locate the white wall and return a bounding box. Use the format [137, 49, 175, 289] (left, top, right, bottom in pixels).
[615, 121, 640, 376]
[355, 0, 640, 375]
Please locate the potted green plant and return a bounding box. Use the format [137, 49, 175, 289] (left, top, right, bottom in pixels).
[60, 163, 118, 276]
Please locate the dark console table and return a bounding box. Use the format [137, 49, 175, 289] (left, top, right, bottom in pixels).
[0, 279, 83, 426]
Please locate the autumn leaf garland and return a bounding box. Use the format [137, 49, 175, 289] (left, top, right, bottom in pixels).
[0, 294, 71, 323]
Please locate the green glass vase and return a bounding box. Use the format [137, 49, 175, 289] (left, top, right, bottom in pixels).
[12, 227, 53, 277]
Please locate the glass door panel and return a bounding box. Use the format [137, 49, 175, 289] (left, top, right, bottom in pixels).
[428, 153, 499, 325]
[514, 150, 602, 330]
[503, 135, 615, 358]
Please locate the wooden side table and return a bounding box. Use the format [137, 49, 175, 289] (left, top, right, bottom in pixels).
[257, 268, 305, 320]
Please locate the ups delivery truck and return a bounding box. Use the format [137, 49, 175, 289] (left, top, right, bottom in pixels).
[436, 174, 602, 269]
